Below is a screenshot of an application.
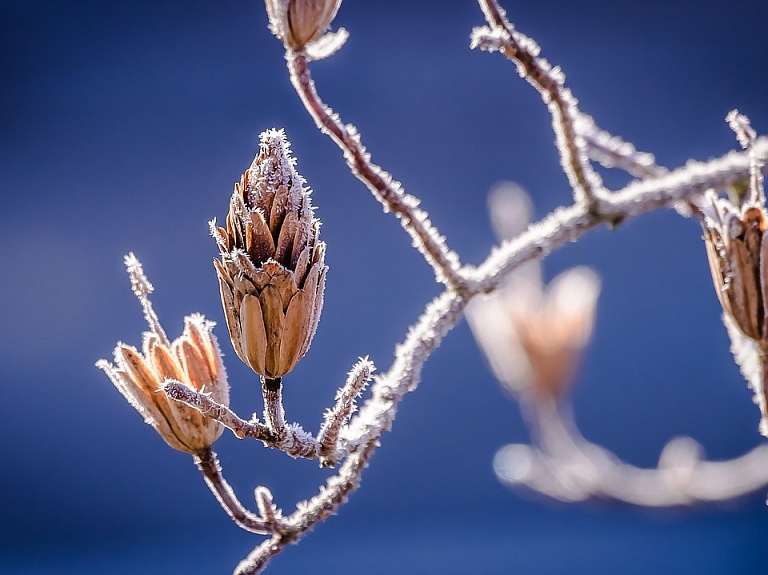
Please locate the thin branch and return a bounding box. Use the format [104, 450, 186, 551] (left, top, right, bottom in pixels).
[472, 0, 605, 208]
[494, 399, 768, 506]
[234, 441, 377, 574]
[463, 137, 768, 293]
[577, 114, 667, 179]
[164, 381, 274, 441]
[124, 252, 170, 347]
[285, 51, 464, 289]
[194, 449, 276, 534]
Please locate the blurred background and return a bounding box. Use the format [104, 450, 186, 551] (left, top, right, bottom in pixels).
[2, 0, 768, 573]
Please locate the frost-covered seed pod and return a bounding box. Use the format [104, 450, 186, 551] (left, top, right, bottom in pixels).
[702, 197, 768, 346]
[213, 129, 327, 380]
[265, 0, 342, 51]
[98, 256, 229, 455]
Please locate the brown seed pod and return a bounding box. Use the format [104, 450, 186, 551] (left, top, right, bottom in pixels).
[213, 129, 327, 379]
[98, 255, 229, 455]
[701, 196, 768, 345]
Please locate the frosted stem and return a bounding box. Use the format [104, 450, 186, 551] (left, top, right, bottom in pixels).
[472, 0, 605, 208]
[262, 377, 286, 440]
[195, 449, 274, 534]
[577, 114, 667, 179]
[317, 357, 374, 464]
[285, 51, 464, 288]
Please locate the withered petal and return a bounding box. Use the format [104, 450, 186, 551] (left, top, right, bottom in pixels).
[150, 339, 186, 384]
[291, 209, 312, 268]
[298, 262, 326, 359]
[176, 339, 209, 391]
[275, 210, 298, 267]
[259, 284, 286, 377]
[294, 246, 311, 289]
[241, 294, 268, 376]
[269, 184, 290, 238]
[267, 266, 298, 312]
[248, 209, 276, 265]
[727, 239, 762, 340]
[280, 291, 306, 374]
[118, 345, 193, 452]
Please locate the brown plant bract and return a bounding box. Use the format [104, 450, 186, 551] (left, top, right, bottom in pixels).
[213, 129, 326, 379]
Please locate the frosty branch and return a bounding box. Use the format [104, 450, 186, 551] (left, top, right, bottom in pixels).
[98, 1, 768, 573]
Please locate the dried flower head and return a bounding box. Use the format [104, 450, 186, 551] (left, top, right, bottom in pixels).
[467, 184, 600, 400]
[265, 0, 342, 51]
[97, 254, 229, 455]
[212, 129, 326, 380]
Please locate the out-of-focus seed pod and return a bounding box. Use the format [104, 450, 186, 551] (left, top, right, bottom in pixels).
[98, 255, 229, 455]
[466, 184, 600, 401]
[212, 129, 327, 380]
[265, 0, 342, 51]
[468, 266, 600, 401]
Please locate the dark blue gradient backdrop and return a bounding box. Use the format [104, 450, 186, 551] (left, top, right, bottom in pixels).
[2, 1, 768, 573]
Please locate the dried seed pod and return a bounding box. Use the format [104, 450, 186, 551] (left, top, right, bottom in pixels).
[97, 255, 229, 455]
[700, 194, 768, 345]
[213, 129, 327, 379]
[265, 0, 342, 51]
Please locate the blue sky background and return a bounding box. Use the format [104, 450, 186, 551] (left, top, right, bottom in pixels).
[2, 0, 768, 573]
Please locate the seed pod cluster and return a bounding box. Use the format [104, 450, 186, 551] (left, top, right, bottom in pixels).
[213, 129, 327, 380]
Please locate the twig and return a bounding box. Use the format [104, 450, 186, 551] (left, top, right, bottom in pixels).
[464, 137, 768, 293]
[194, 449, 275, 534]
[317, 357, 374, 464]
[472, 0, 605, 208]
[285, 51, 464, 289]
[577, 114, 667, 179]
[234, 441, 376, 574]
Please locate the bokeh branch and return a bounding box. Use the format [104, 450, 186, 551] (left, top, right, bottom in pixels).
[494, 399, 768, 506]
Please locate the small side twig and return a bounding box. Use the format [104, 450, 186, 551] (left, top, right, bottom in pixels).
[234, 442, 376, 575]
[576, 113, 667, 180]
[194, 448, 276, 534]
[317, 357, 374, 464]
[164, 380, 275, 441]
[472, 0, 605, 208]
